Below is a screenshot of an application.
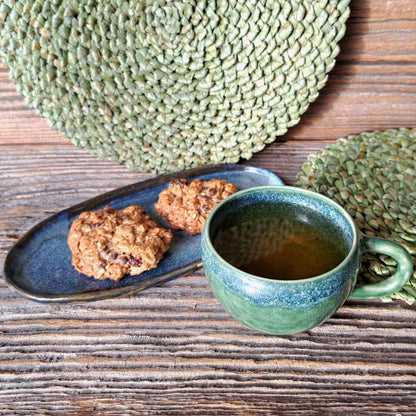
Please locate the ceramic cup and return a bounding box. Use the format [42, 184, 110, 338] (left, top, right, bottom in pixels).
[201, 186, 413, 334]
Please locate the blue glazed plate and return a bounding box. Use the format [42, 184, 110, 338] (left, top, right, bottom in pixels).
[4, 164, 284, 302]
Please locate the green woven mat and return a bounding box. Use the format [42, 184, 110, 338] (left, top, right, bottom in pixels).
[0, 0, 349, 173]
[296, 128, 416, 304]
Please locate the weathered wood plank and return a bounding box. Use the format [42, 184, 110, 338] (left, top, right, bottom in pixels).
[0, 282, 415, 415]
[0, 0, 415, 414]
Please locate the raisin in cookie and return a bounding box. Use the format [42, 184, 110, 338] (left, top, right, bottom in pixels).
[155, 178, 237, 236]
[68, 205, 173, 281]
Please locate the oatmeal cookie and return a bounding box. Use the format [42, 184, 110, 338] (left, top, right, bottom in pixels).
[155, 178, 237, 235]
[68, 205, 173, 281]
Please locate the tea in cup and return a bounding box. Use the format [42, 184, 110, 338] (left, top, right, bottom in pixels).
[201, 186, 413, 334]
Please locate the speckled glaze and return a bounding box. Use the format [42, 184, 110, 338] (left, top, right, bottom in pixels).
[201, 186, 413, 334]
[4, 164, 284, 303]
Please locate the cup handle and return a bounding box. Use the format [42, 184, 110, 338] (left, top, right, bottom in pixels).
[349, 234, 414, 299]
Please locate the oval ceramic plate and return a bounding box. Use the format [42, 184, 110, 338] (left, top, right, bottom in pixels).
[4, 164, 284, 302]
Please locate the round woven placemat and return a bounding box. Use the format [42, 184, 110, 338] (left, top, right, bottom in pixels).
[296, 128, 416, 304]
[0, 0, 349, 173]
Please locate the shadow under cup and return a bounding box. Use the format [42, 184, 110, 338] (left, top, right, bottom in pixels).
[201, 186, 364, 334]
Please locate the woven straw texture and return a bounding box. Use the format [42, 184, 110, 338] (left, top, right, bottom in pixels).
[0, 0, 349, 172]
[296, 128, 416, 304]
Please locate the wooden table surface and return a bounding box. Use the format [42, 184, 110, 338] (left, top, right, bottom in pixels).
[1, 1, 415, 415]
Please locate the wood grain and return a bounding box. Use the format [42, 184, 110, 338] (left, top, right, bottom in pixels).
[0, 276, 415, 415]
[0, 0, 416, 414]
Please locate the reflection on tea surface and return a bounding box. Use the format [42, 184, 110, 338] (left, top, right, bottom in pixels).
[213, 215, 346, 280]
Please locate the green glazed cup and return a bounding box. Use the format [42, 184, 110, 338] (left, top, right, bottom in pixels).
[201, 186, 413, 334]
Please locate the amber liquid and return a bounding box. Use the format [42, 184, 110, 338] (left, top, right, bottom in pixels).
[213, 214, 347, 281]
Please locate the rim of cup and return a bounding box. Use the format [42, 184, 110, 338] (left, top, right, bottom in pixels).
[202, 185, 360, 284]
